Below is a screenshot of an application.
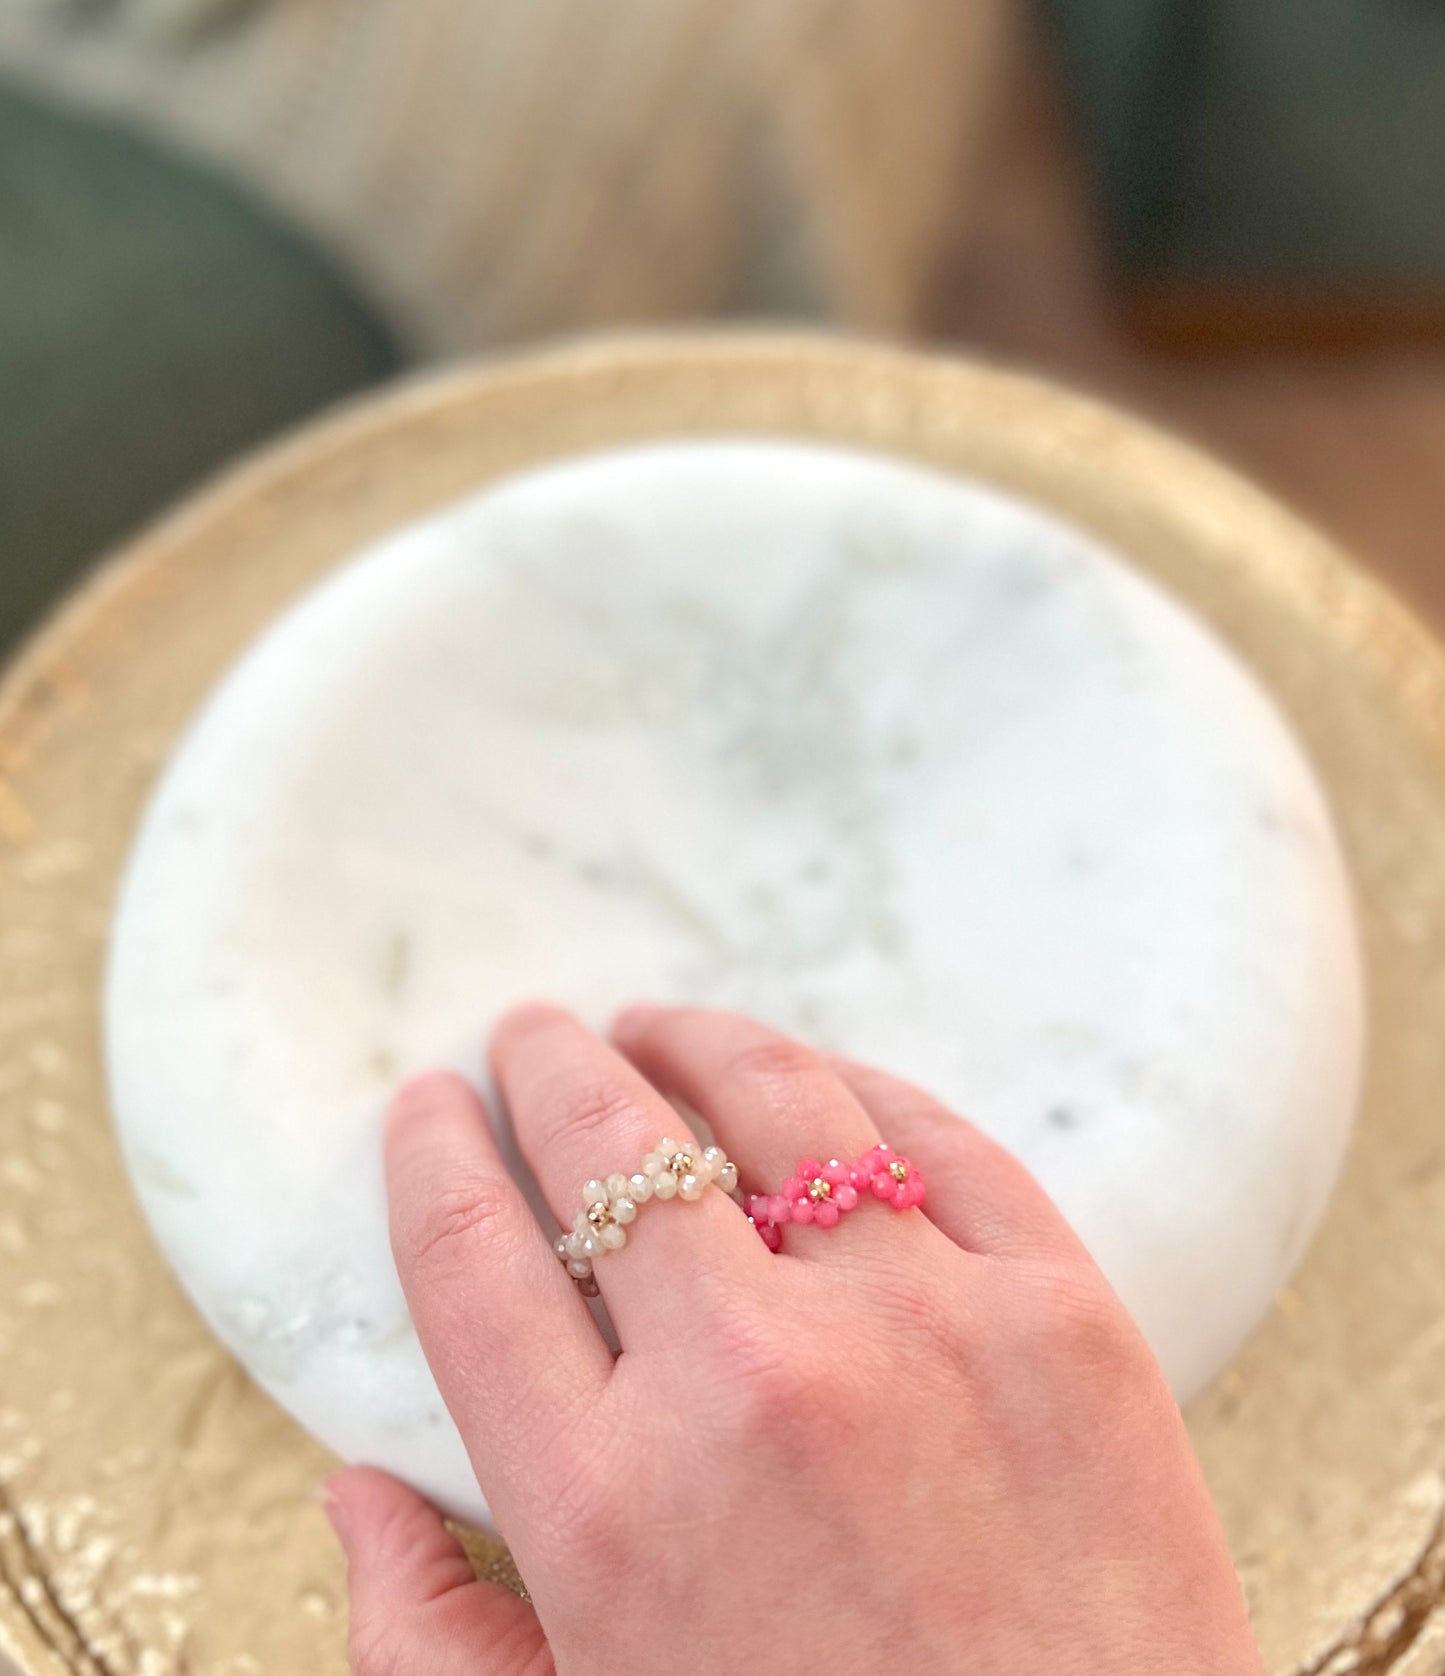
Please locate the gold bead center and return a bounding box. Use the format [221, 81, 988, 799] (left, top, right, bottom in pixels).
[808, 1177, 831, 1200]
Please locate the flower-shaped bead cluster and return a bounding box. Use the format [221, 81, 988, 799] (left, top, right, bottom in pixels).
[556, 1136, 739, 1291]
[859, 1142, 926, 1210]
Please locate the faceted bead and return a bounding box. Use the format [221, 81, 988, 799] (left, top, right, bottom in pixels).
[583, 1179, 608, 1207]
[791, 1197, 815, 1224]
[797, 1158, 821, 1181]
[657, 1136, 679, 1156]
[768, 1195, 792, 1226]
[782, 1176, 805, 1201]
[717, 1161, 739, 1193]
[610, 1196, 637, 1225]
[678, 1173, 705, 1201]
[564, 1231, 588, 1260]
[834, 1183, 859, 1213]
[871, 1174, 893, 1199]
[652, 1171, 678, 1200]
[813, 1200, 840, 1229]
[642, 1152, 667, 1177]
[566, 1257, 593, 1279]
[598, 1223, 627, 1250]
[823, 1159, 849, 1187]
[628, 1172, 654, 1202]
[605, 1172, 630, 1201]
[554, 1235, 570, 1260]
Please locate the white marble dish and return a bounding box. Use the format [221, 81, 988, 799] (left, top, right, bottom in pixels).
[106, 439, 1363, 1525]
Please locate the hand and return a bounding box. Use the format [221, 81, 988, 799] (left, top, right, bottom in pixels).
[323, 1003, 1263, 1676]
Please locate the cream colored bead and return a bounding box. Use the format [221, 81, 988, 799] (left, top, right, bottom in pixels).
[579, 1231, 602, 1258]
[610, 1196, 637, 1225]
[717, 1161, 739, 1193]
[554, 1234, 570, 1260]
[598, 1222, 627, 1251]
[605, 1171, 629, 1200]
[583, 1178, 608, 1207]
[700, 1145, 725, 1177]
[564, 1231, 588, 1261]
[642, 1152, 667, 1177]
[678, 1172, 705, 1201]
[652, 1170, 678, 1200]
[628, 1172, 653, 1202]
[657, 1136, 678, 1156]
[566, 1257, 593, 1280]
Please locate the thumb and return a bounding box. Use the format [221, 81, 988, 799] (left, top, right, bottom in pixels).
[323, 1466, 552, 1676]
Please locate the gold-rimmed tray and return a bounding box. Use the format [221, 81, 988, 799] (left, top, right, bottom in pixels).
[1, 334, 1443, 1675]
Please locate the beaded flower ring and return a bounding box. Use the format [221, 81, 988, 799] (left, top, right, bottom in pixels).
[746, 1143, 923, 1251]
[555, 1136, 740, 1292]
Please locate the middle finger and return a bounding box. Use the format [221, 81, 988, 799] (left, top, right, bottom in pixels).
[489, 1003, 770, 1345]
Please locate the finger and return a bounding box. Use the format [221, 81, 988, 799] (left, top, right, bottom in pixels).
[828, 1055, 1083, 1262]
[324, 1466, 551, 1676]
[386, 1070, 611, 1518]
[611, 1005, 890, 1253]
[490, 1004, 769, 1342]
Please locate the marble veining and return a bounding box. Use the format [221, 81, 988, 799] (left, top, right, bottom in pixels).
[105, 440, 1363, 1524]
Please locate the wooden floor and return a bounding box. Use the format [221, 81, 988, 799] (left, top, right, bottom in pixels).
[939, 32, 1445, 633]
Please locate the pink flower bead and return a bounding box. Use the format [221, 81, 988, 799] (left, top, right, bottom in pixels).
[871, 1172, 894, 1199]
[813, 1200, 840, 1229]
[781, 1176, 805, 1201]
[791, 1197, 815, 1225]
[755, 1219, 783, 1252]
[797, 1158, 822, 1181]
[834, 1183, 859, 1213]
[822, 1158, 850, 1187]
[768, 1194, 791, 1225]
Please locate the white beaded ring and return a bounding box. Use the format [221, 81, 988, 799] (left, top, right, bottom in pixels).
[555, 1136, 741, 1292]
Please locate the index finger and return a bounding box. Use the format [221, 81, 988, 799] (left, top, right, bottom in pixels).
[385, 1069, 612, 1522]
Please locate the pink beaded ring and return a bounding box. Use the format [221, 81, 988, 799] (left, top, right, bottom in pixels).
[746, 1143, 923, 1250]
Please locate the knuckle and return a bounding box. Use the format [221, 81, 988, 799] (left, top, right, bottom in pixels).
[1015, 1261, 1140, 1375]
[871, 1266, 967, 1356]
[538, 1075, 649, 1152]
[401, 1168, 518, 1275]
[727, 1032, 824, 1090]
[388, 1067, 472, 1130]
[709, 1306, 855, 1443]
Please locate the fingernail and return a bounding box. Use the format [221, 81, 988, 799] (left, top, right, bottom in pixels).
[318, 1477, 351, 1545]
[611, 1001, 665, 1034]
[389, 1067, 460, 1120]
